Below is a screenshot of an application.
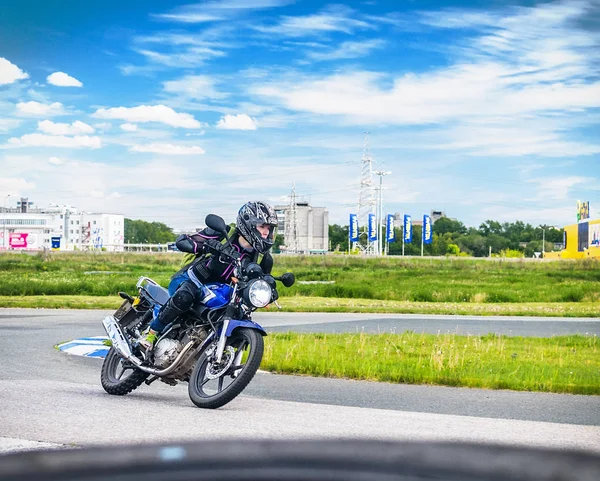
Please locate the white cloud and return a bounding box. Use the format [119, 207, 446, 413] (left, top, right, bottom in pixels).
[155, 0, 292, 22]
[94, 122, 112, 131]
[120, 123, 138, 132]
[16, 101, 66, 117]
[252, 66, 600, 124]
[0, 119, 22, 132]
[431, 121, 600, 157]
[0, 58, 29, 85]
[47, 71, 83, 87]
[251, 1, 600, 128]
[134, 47, 226, 68]
[48, 156, 64, 165]
[7, 133, 102, 149]
[216, 114, 258, 130]
[526, 176, 589, 202]
[0, 177, 36, 197]
[254, 5, 372, 37]
[93, 105, 202, 128]
[306, 39, 385, 61]
[155, 13, 223, 23]
[130, 143, 206, 155]
[163, 75, 227, 100]
[0, 154, 203, 223]
[38, 120, 95, 135]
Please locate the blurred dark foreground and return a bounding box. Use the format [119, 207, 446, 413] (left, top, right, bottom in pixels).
[1, 439, 599, 481]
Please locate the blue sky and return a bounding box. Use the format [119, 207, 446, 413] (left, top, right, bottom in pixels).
[1, 0, 598, 231]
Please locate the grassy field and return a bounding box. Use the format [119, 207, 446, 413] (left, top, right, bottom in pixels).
[0, 295, 597, 317]
[0, 251, 598, 316]
[262, 332, 600, 395]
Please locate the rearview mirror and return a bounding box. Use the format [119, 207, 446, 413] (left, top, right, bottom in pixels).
[205, 214, 228, 236]
[279, 272, 295, 288]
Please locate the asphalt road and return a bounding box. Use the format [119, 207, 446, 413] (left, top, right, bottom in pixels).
[0, 308, 599, 454]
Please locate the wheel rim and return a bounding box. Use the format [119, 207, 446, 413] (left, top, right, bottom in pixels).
[105, 349, 139, 384]
[193, 335, 252, 398]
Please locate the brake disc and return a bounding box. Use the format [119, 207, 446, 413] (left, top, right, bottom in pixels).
[205, 346, 236, 379]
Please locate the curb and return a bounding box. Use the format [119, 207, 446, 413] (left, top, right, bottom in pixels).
[57, 337, 109, 358]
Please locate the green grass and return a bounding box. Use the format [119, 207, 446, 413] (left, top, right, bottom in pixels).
[0, 252, 598, 316]
[262, 332, 600, 395]
[1, 295, 597, 317]
[0, 252, 598, 304]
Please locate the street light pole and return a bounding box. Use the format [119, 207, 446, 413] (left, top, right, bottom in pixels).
[3, 194, 12, 250]
[542, 228, 545, 258]
[373, 170, 391, 256]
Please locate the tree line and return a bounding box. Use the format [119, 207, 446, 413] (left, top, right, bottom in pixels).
[124, 219, 176, 244]
[125, 216, 565, 258]
[328, 217, 565, 257]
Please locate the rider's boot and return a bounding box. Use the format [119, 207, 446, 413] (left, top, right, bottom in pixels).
[139, 298, 187, 351]
[139, 328, 158, 351]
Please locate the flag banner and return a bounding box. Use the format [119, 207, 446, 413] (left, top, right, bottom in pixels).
[423, 215, 432, 244]
[368, 213, 377, 241]
[51, 236, 61, 250]
[404, 215, 412, 243]
[349, 214, 358, 242]
[386, 214, 395, 243]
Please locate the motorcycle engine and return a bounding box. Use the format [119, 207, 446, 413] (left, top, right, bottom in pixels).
[153, 338, 183, 368]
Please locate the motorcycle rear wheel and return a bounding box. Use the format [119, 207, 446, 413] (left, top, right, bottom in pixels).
[188, 327, 264, 409]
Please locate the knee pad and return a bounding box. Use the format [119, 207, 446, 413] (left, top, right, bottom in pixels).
[172, 288, 195, 311]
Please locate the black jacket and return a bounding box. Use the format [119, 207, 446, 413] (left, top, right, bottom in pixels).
[173, 225, 273, 283]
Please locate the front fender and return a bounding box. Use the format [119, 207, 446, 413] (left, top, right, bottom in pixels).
[225, 319, 267, 337]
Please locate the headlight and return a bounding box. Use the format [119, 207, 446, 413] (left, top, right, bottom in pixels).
[246, 279, 272, 308]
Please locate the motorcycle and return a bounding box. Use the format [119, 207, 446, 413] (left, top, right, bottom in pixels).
[100, 214, 295, 409]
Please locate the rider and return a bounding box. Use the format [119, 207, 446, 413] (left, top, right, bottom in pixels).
[139, 201, 279, 350]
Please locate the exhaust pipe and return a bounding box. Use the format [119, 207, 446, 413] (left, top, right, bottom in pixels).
[102, 316, 213, 376]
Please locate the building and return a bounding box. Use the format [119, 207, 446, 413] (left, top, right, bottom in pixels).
[544, 218, 600, 259]
[545, 201, 599, 259]
[0, 198, 124, 251]
[431, 210, 446, 222]
[274, 201, 329, 254]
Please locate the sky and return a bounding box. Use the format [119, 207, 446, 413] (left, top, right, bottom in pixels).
[0, 0, 599, 232]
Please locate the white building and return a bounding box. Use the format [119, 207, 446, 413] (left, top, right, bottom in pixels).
[274, 202, 329, 254]
[0, 198, 124, 251]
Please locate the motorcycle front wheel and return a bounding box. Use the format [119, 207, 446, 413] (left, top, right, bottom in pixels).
[100, 347, 149, 395]
[188, 327, 264, 409]
[101, 309, 151, 395]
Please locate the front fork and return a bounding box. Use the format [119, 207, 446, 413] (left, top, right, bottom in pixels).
[214, 319, 230, 364]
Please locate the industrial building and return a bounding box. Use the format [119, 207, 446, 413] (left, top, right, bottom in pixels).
[274, 201, 329, 254]
[0, 198, 124, 251]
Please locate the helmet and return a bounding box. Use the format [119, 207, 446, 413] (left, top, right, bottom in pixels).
[237, 201, 278, 254]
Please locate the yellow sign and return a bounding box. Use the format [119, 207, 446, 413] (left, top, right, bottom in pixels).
[577, 201, 589, 222]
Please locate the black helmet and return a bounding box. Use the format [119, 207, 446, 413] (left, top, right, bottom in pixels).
[237, 201, 278, 254]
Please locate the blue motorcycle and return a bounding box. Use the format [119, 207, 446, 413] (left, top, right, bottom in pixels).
[101, 214, 295, 409]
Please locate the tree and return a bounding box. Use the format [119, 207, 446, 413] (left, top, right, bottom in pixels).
[478, 220, 503, 237]
[272, 234, 284, 253]
[456, 233, 488, 257]
[433, 217, 467, 238]
[328, 224, 349, 252]
[487, 234, 510, 254]
[124, 219, 176, 244]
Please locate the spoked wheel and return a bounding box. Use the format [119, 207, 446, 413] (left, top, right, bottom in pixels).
[188, 328, 264, 409]
[101, 347, 149, 395]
